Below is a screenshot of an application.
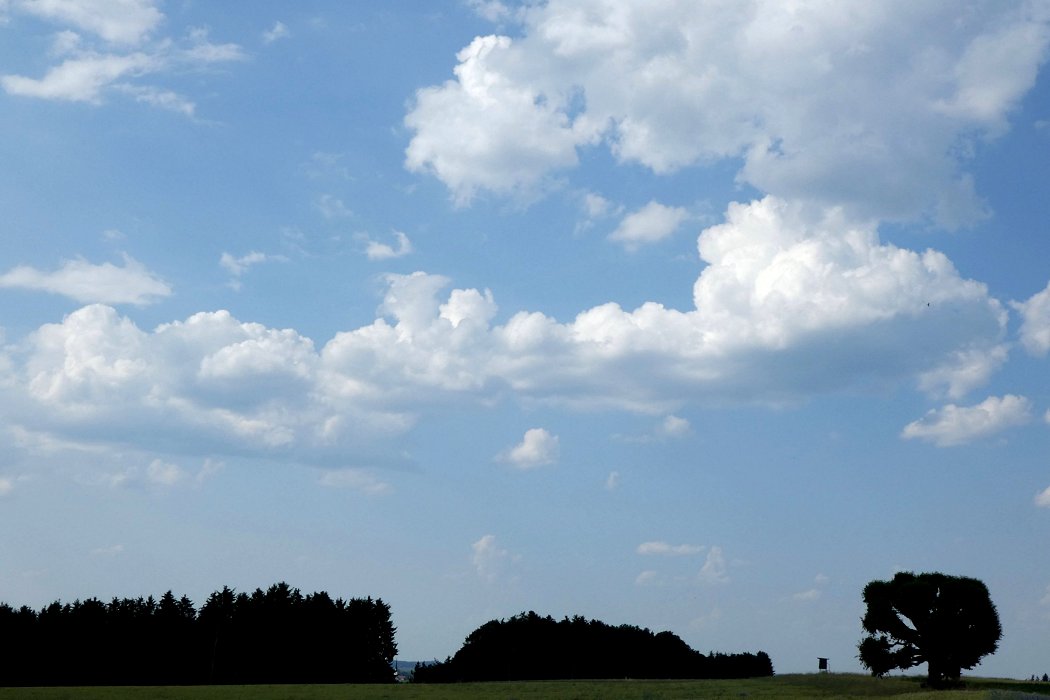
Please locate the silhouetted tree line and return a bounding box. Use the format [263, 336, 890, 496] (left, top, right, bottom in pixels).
[0, 582, 396, 686]
[412, 611, 773, 682]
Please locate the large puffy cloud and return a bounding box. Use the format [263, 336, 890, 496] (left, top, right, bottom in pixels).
[404, 34, 581, 205]
[0, 197, 1008, 465]
[901, 394, 1033, 446]
[686, 197, 1006, 401]
[405, 0, 1050, 224]
[355, 197, 1006, 412]
[11, 304, 402, 458]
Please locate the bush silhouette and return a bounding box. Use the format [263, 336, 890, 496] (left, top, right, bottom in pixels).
[413, 611, 772, 681]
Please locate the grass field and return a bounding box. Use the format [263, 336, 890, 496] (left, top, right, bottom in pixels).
[3, 674, 1050, 699]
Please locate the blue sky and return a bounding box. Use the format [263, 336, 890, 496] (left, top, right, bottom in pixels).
[2, 0, 1050, 678]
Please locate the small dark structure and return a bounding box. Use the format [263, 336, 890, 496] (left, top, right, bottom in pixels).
[818, 657, 829, 673]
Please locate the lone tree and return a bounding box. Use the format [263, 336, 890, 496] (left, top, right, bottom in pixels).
[858, 571, 1001, 687]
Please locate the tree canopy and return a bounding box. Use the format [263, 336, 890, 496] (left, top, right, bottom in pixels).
[858, 571, 1001, 686]
[0, 582, 397, 686]
[413, 611, 773, 682]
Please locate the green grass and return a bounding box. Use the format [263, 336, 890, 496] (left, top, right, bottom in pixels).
[3, 674, 1050, 699]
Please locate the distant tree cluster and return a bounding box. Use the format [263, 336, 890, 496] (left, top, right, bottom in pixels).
[0, 582, 397, 686]
[412, 611, 773, 682]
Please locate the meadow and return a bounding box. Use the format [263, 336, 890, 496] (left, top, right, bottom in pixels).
[3, 675, 1050, 700]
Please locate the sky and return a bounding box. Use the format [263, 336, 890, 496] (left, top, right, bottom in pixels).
[1, 0, 1050, 679]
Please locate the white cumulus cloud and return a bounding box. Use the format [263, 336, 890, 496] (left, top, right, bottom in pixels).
[901, 394, 1032, 447]
[0, 254, 170, 305]
[405, 1, 1050, 226]
[1014, 281, 1050, 356]
[609, 201, 689, 251]
[405, 34, 580, 206]
[500, 428, 559, 469]
[0, 193, 1014, 472]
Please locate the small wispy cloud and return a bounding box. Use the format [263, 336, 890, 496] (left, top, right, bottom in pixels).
[658, 415, 691, 438]
[316, 193, 352, 219]
[219, 251, 285, 290]
[146, 459, 186, 486]
[0, 12, 244, 115]
[575, 191, 623, 234]
[467, 0, 516, 23]
[614, 415, 691, 443]
[318, 468, 391, 495]
[362, 231, 414, 261]
[635, 570, 660, 586]
[698, 546, 730, 584]
[637, 541, 703, 556]
[115, 84, 195, 116]
[262, 21, 289, 44]
[790, 573, 829, 602]
[472, 534, 517, 583]
[302, 152, 351, 180]
[1035, 486, 1050, 508]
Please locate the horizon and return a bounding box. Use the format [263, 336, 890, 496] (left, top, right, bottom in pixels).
[2, 0, 1050, 680]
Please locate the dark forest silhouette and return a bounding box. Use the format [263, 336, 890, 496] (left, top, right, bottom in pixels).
[412, 611, 773, 682]
[0, 582, 397, 686]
